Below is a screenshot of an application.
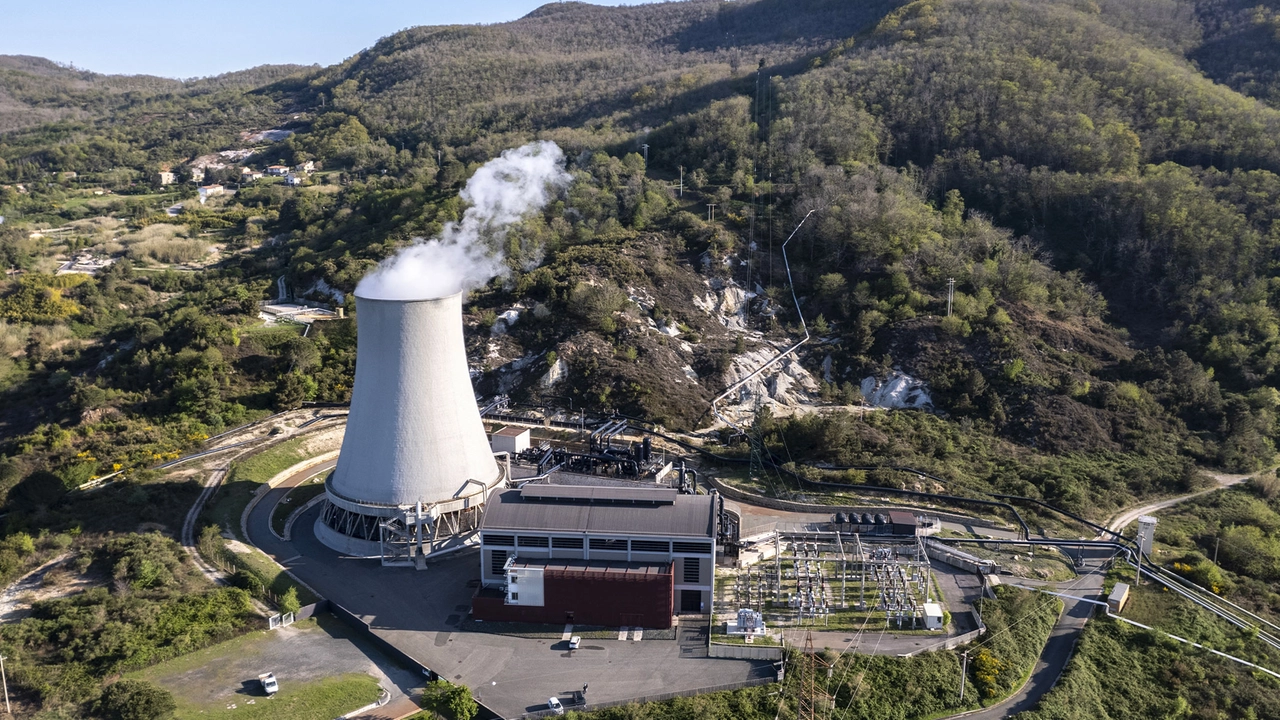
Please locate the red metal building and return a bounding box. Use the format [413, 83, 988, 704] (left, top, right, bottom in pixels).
[472, 559, 674, 628]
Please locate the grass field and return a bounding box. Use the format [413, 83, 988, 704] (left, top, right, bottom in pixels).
[168, 674, 380, 720]
[271, 479, 328, 536]
[202, 437, 311, 541]
[130, 617, 385, 719]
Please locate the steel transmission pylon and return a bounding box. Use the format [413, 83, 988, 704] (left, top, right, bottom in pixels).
[795, 630, 831, 720]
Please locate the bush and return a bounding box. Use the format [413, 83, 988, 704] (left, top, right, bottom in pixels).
[96, 679, 176, 720]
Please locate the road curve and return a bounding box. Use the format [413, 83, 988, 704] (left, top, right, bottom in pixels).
[1106, 469, 1258, 536]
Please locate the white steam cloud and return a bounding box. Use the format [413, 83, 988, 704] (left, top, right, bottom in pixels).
[355, 141, 572, 300]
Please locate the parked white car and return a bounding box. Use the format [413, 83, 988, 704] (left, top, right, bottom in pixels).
[548, 696, 565, 715]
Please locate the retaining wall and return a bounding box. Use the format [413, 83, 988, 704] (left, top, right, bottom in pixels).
[704, 474, 1009, 532]
[708, 642, 785, 660]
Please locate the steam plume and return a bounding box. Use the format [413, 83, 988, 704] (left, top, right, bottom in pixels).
[356, 141, 571, 300]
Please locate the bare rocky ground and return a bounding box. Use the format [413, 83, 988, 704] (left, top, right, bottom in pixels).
[0, 553, 97, 622]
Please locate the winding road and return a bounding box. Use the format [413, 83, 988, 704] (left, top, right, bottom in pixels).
[1105, 469, 1255, 536]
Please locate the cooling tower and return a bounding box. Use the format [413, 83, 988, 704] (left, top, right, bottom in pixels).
[316, 291, 506, 562]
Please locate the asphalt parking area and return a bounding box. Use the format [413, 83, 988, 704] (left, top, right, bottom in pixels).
[246, 475, 772, 718]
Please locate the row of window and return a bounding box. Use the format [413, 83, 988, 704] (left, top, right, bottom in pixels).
[490, 549, 706, 585]
[483, 534, 711, 555]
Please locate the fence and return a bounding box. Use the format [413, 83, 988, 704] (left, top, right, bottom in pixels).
[708, 642, 785, 660]
[900, 608, 987, 657]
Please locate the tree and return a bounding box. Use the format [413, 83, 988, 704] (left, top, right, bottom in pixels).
[420, 680, 477, 720]
[279, 585, 301, 615]
[96, 679, 177, 720]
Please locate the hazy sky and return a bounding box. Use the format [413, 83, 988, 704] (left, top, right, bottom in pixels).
[4, 1, 666, 79]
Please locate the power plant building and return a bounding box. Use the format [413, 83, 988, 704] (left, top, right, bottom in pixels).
[316, 291, 508, 565]
[473, 485, 718, 628]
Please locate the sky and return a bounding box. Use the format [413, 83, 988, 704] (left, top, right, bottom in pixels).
[3, 1, 666, 79]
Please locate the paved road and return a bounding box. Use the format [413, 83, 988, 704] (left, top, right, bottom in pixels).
[951, 550, 1110, 720]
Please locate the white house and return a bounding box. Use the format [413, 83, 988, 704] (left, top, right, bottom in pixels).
[295, 160, 315, 173]
[197, 184, 225, 204]
[285, 174, 304, 187]
[266, 165, 290, 176]
[157, 171, 176, 186]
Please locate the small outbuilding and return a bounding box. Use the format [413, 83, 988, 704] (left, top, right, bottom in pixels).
[490, 425, 531, 454]
[923, 602, 945, 630]
[1107, 582, 1130, 614]
[889, 511, 918, 536]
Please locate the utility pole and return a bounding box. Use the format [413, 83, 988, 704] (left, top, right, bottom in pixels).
[959, 651, 969, 703]
[1, 654, 10, 715]
[640, 144, 649, 165]
[1214, 536, 1221, 564]
[678, 166, 684, 197]
[707, 203, 717, 223]
[947, 278, 956, 317]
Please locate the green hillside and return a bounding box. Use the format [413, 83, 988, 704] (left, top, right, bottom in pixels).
[3, 1, 1280, 712]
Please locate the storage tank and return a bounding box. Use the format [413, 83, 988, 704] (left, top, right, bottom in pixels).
[316, 291, 506, 563]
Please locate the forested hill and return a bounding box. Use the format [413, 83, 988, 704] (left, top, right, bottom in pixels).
[0, 55, 311, 134]
[5, 0, 1280, 520]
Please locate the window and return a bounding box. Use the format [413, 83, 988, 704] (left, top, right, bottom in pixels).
[589, 538, 627, 552]
[509, 575, 518, 584]
[683, 559, 701, 584]
[631, 540, 669, 553]
[552, 537, 584, 549]
[673, 541, 712, 555]
[485, 534, 515, 547]
[490, 550, 508, 575]
[518, 536, 550, 548]
[510, 592, 518, 601]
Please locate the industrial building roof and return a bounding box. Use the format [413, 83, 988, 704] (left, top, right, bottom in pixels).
[888, 511, 918, 526]
[510, 559, 672, 577]
[492, 426, 530, 438]
[482, 485, 715, 538]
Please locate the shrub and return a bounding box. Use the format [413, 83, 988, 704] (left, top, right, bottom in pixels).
[96, 679, 176, 720]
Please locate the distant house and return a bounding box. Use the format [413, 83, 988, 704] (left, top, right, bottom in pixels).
[198, 184, 225, 204]
[266, 165, 290, 176]
[295, 160, 315, 173]
[285, 174, 304, 187]
[157, 171, 176, 186]
[242, 169, 265, 182]
[190, 167, 205, 183]
[60, 171, 78, 180]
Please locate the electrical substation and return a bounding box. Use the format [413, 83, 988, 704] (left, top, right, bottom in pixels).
[722, 531, 944, 634]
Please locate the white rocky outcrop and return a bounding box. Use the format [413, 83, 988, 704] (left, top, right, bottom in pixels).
[861, 371, 932, 409]
[720, 346, 821, 417]
[693, 279, 755, 331]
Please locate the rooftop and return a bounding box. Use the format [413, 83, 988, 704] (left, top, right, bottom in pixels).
[492, 426, 530, 438]
[482, 485, 715, 539]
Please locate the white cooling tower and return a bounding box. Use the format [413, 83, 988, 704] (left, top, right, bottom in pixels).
[316, 291, 505, 561]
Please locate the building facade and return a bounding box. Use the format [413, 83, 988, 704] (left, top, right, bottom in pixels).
[475, 485, 718, 626]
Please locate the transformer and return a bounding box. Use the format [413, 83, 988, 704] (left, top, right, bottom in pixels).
[316, 291, 507, 566]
